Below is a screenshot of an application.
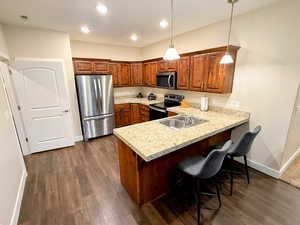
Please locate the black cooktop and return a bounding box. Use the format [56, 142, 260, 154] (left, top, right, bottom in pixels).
[150, 101, 181, 109]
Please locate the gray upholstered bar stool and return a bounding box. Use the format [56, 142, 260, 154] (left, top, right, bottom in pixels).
[227, 126, 261, 195]
[177, 140, 232, 225]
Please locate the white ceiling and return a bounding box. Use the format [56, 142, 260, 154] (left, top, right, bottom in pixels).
[0, 0, 280, 47]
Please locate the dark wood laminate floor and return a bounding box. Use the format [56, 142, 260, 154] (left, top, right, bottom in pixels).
[19, 136, 300, 225]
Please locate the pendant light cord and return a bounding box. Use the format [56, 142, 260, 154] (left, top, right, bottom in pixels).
[226, 1, 235, 52]
[170, 0, 174, 47]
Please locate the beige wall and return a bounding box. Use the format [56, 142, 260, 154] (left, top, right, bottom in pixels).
[70, 40, 141, 61]
[282, 85, 300, 165]
[3, 25, 82, 137]
[0, 62, 26, 225]
[141, 0, 300, 171]
[0, 24, 9, 57]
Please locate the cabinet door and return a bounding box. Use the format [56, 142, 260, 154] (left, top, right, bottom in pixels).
[167, 61, 178, 71]
[131, 63, 143, 86]
[73, 60, 93, 74]
[139, 105, 149, 122]
[109, 63, 120, 87]
[131, 104, 140, 124]
[121, 104, 131, 126]
[204, 52, 227, 93]
[190, 54, 208, 91]
[120, 64, 131, 86]
[94, 61, 109, 74]
[150, 62, 158, 87]
[177, 56, 190, 90]
[114, 105, 121, 128]
[143, 63, 151, 86]
[158, 60, 168, 72]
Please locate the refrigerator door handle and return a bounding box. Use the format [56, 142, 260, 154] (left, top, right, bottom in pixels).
[84, 113, 114, 121]
[93, 79, 103, 113]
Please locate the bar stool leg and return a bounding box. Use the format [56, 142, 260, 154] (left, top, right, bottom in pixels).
[244, 155, 250, 184]
[215, 182, 222, 209]
[230, 156, 234, 196]
[194, 178, 201, 225]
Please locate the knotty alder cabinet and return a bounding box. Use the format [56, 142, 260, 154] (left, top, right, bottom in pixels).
[114, 104, 150, 128]
[131, 63, 143, 86]
[72, 46, 239, 93]
[73, 58, 109, 74]
[143, 62, 157, 87]
[190, 51, 237, 93]
[109, 63, 131, 87]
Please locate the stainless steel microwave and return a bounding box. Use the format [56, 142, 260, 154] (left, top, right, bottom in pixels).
[156, 72, 177, 89]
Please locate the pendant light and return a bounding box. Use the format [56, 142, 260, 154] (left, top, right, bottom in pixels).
[163, 0, 180, 61]
[220, 0, 238, 64]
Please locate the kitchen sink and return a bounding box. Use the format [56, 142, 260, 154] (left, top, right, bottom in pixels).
[158, 115, 207, 130]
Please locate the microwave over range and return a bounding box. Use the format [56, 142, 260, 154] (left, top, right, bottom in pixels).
[156, 72, 177, 89]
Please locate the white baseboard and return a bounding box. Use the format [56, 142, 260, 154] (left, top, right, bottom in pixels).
[74, 135, 83, 142]
[279, 148, 300, 177]
[10, 169, 27, 225]
[234, 157, 281, 179]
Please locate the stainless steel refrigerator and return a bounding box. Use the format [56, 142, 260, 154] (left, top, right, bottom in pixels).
[75, 75, 114, 140]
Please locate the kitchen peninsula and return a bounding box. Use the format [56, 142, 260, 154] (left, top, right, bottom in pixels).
[113, 103, 250, 205]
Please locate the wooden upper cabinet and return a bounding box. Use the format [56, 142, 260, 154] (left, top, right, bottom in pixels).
[73, 59, 109, 74]
[73, 60, 93, 74]
[109, 63, 120, 87]
[204, 51, 236, 93]
[150, 62, 158, 86]
[158, 60, 177, 72]
[204, 52, 225, 93]
[177, 56, 190, 90]
[119, 63, 131, 86]
[94, 61, 109, 74]
[131, 63, 143, 86]
[143, 63, 151, 86]
[190, 54, 208, 91]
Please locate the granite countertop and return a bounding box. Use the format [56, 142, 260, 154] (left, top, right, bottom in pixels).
[114, 96, 163, 105]
[113, 97, 250, 162]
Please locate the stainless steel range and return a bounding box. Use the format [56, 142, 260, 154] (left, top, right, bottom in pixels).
[149, 94, 184, 120]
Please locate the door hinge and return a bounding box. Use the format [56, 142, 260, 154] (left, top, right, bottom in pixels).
[25, 137, 29, 142]
[17, 105, 21, 111]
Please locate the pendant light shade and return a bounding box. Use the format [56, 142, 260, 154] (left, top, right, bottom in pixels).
[164, 0, 180, 61]
[163, 45, 180, 60]
[220, 52, 234, 64]
[220, 0, 238, 64]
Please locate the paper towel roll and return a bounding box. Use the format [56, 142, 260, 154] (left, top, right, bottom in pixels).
[200, 97, 209, 111]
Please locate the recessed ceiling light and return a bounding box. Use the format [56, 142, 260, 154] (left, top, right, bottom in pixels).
[81, 26, 90, 34]
[130, 34, 138, 41]
[160, 20, 168, 29]
[96, 3, 108, 15]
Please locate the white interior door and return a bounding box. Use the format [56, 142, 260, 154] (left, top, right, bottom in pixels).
[0, 62, 31, 155]
[13, 59, 74, 153]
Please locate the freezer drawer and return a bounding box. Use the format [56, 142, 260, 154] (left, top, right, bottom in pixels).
[83, 114, 115, 139]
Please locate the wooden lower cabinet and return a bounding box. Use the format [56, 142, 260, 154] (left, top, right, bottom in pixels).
[139, 105, 150, 122]
[114, 104, 131, 128]
[117, 130, 231, 205]
[115, 104, 149, 128]
[131, 104, 140, 124]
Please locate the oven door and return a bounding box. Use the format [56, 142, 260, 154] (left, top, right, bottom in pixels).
[149, 106, 168, 120]
[156, 73, 176, 89]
